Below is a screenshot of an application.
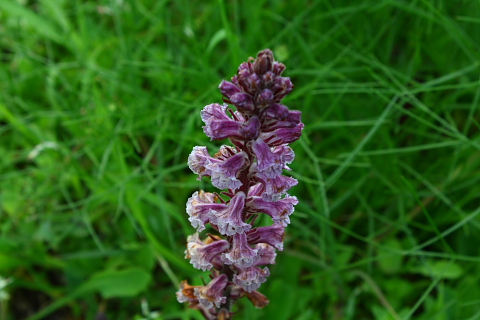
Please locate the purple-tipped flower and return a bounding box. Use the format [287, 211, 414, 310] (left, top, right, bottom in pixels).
[194, 274, 229, 309]
[208, 192, 252, 236]
[247, 225, 285, 251]
[233, 266, 270, 293]
[188, 145, 248, 189]
[179, 49, 303, 317]
[186, 234, 230, 271]
[247, 194, 298, 226]
[222, 232, 259, 268]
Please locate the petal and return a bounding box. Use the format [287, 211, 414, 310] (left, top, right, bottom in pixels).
[233, 266, 270, 292]
[256, 89, 273, 107]
[208, 151, 247, 190]
[247, 183, 265, 197]
[194, 274, 228, 309]
[230, 92, 255, 113]
[187, 191, 227, 232]
[186, 234, 230, 271]
[204, 118, 244, 141]
[242, 116, 261, 140]
[222, 233, 258, 268]
[253, 49, 274, 75]
[247, 194, 298, 226]
[252, 138, 283, 178]
[218, 80, 241, 99]
[253, 171, 298, 202]
[260, 122, 304, 147]
[187, 146, 218, 179]
[247, 225, 285, 251]
[201, 103, 231, 124]
[209, 191, 251, 235]
[254, 243, 277, 266]
[272, 76, 294, 101]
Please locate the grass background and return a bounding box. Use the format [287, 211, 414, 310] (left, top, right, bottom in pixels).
[1, 0, 480, 319]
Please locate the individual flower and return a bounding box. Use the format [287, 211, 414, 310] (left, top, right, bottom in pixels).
[176, 280, 200, 304]
[201, 103, 244, 140]
[194, 274, 229, 309]
[222, 233, 258, 268]
[186, 191, 224, 232]
[208, 191, 251, 236]
[247, 225, 285, 251]
[253, 172, 299, 202]
[188, 146, 248, 191]
[233, 266, 270, 292]
[251, 140, 295, 178]
[185, 233, 230, 271]
[246, 194, 298, 226]
[254, 243, 277, 266]
[259, 122, 304, 147]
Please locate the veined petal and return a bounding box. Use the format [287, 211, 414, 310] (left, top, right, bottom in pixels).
[222, 233, 258, 268]
[260, 122, 304, 147]
[186, 233, 230, 271]
[186, 191, 226, 232]
[247, 225, 285, 251]
[194, 274, 228, 309]
[254, 243, 277, 266]
[219, 80, 241, 99]
[201, 103, 231, 123]
[233, 266, 270, 293]
[252, 138, 283, 178]
[188, 146, 219, 179]
[208, 191, 251, 235]
[207, 152, 247, 190]
[246, 194, 298, 226]
[254, 172, 298, 202]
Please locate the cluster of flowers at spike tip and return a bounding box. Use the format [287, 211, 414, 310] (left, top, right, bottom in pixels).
[177, 48, 303, 319]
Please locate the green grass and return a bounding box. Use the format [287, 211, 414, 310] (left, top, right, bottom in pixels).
[1, 0, 480, 319]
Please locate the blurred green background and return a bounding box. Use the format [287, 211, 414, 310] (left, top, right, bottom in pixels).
[1, 0, 480, 319]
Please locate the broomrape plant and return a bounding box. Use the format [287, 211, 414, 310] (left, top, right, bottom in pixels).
[177, 49, 304, 319]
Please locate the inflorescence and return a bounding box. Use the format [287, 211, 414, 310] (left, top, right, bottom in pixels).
[176, 49, 304, 319]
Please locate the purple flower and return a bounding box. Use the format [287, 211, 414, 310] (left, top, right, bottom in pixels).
[247, 225, 285, 251]
[188, 146, 248, 191]
[251, 139, 295, 178]
[209, 151, 248, 190]
[188, 146, 214, 180]
[194, 274, 229, 309]
[254, 243, 277, 266]
[247, 194, 298, 226]
[222, 233, 258, 268]
[251, 138, 283, 178]
[254, 172, 298, 202]
[259, 122, 304, 147]
[201, 103, 244, 140]
[233, 266, 270, 293]
[186, 234, 230, 271]
[208, 191, 251, 236]
[186, 191, 225, 232]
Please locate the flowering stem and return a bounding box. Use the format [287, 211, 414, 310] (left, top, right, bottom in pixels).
[177, 49, 304, 319]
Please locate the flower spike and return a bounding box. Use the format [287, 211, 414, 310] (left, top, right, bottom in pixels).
[178, 49, 303, 318]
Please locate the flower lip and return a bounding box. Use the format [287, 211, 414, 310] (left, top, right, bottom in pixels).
[186, 233, 230, 271]
[186, 191, 226, 232]
[247, 225, 285, 251]
[208, 191, 252, 236]
[222, 233, 259, 268]
[233, 266, 270, 293]
[194, 274, 229, 309]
